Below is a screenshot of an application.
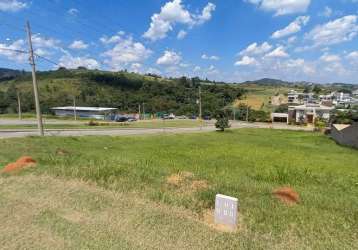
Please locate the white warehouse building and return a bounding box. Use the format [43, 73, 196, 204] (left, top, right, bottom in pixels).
[51, 106, 118, 120]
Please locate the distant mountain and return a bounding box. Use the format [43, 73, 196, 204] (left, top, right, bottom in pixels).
[240, 78, 358, 88]
[0, 68, 26, 81]
[241, 78, 295, 86]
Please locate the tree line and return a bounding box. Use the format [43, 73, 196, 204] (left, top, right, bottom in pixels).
[0, 69, 245, 116]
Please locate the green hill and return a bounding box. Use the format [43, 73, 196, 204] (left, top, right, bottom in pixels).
[0, 68, 244, 116]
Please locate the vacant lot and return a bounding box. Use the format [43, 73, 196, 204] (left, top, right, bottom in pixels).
[0, 129, 357, 249]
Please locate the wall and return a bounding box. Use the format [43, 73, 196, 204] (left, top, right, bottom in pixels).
[331, 123, 358, 149]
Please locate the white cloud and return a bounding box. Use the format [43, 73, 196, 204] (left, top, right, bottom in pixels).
[68, 8, 79, 16]
[320, 53, 341, 62]
[0, 34, 61, 63]
[235, 56, 258, 66]
[0, 0, 27, 12]
[102, 33, 152, 70]
[319, 6, 332, 18]
[239, 42, 272, 56]
[59, 54, 100, 70]
[346, 51, 358, 61]
[194, 2, 216, 25]
[193, 66, 201, 72]
[271, 16, 310, 39]
[201, 54, 219, 60]
[32, 34, 60, 48]
[157, 50, 182, 65]
[246, 0, 311, 16]
[305, 15, 358, 47]
[146, 67, 162, 75]
[287, 36, 297, 44]
[100, 31, 126, 44]
[143, 0, 215, 41]
[177, 30, 187, 40]
[130, 63, 142, 73]
[0, 39, 27, 62]
[265, 46, 289, 58]
[207, 65, 219, 75]
[69, 40, 88, 50]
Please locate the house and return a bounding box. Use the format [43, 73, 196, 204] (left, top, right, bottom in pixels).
[331, 123, 358, 148]
[51, 106, 118, 120]
[287, 90, 315, 104]
[288, 104, 333, 124]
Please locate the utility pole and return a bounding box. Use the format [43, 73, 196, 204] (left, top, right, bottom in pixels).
[26, 21, 44, 136]
[142, 103, 145, 120]
[199, 86, 202, 120]
[246, 105, 249, 122]
[17, 91, 22, 120]
[233, 106, 236, 121]
[138, 104, 141, 120]
[73, 96, 77, 121]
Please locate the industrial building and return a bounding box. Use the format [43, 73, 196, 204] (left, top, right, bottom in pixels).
[51, 106, 118, 120]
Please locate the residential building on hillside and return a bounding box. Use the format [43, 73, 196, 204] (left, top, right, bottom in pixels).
[288, 104, 333, 124]
[287, 90, 315, 104]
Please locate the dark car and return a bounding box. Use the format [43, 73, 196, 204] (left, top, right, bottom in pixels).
[115, 116, 128, 122]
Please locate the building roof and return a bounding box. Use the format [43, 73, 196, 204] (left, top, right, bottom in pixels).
[333, 124, 351, 131]
[51, 106, 118, 112]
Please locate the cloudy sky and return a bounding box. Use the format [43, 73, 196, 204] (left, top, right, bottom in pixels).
[1, 0, 358, 83]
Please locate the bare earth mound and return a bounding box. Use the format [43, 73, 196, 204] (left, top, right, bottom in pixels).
[1, 156, 36, 174]
[273, 187, 300, 205]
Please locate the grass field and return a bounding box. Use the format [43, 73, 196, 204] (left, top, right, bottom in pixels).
[0, 129, 357, 249]
[0, 119, 205, 130]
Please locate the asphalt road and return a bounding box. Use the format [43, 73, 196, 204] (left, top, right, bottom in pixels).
[0, 121, 313, 139]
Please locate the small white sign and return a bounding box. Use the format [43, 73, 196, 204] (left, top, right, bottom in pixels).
[214, 194, 238, 228]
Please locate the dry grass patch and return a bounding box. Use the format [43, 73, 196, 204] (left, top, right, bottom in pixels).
[166, 171, 209, 194]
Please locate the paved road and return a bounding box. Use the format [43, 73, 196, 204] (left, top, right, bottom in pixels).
[0, 121, 313, 139]
[0, 119, 84, 125]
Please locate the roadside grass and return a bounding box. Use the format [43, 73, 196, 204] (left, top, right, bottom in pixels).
[0, 129, 357, 249]
[0, 119, 204, 130]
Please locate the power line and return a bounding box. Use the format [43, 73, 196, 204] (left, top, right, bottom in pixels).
[0, 47, 27, 54]
[34, 53, 60, 67]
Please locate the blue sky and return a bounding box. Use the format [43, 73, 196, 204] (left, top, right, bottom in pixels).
[1, 0, 358, 83]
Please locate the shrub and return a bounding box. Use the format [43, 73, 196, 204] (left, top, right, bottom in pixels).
[215, 110, 230, 131]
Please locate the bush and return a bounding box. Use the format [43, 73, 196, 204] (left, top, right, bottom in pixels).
[215, 110, 230, 131]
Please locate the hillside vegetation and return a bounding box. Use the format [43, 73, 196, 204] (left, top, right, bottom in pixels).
[0, 69, 244, 116]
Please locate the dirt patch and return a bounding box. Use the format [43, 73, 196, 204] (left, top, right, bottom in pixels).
[273, 187, 300, 205]
[56, 148, 70, 156]
[191, 180, 209, 191]
[166, 171, 209, 193]
[201, 209, 240, 233]
[1, 156, 36, 174]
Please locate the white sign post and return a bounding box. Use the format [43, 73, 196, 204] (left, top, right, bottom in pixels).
[214, 194, 238, 229]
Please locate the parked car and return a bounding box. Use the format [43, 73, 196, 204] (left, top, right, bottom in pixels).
[127, 116, 137, 122]
[115, 116, 128, 122]
[176, 115, 187, 119]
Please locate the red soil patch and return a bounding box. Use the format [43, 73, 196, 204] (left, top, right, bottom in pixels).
[1, 156, 36, 174]
[273, 187, 300, 205]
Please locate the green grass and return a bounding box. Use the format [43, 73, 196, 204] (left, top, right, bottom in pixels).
[0, 119, 205, 130]
[0, 129, 357, 249]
